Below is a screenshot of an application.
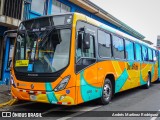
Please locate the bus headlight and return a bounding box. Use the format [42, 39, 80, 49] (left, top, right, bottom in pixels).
[54, 76, 70, 92]
[10, 75, 16, 88]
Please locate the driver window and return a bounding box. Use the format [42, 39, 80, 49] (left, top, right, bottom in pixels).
[16, 34, 25, 60]
[76, 31, 96, 73]
[86, 35, 95, 57]
[75, 21, 97, 73]
[76, 32, 83, 61]
[76, 32, 95, 62]
[7, 38, 15, 69]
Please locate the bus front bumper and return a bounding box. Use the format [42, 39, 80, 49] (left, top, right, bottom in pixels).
[11, 86, 75, 105]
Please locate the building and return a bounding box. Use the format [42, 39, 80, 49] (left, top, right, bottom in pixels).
[0, 0, 23, 85]
[157, 36, 160, 49]
[141, 40, 153, 45]
[24, 0, 145, 40]
[0, 0, 145, 85]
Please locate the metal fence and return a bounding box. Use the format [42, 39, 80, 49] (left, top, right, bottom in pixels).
[0, 0, 3, 15]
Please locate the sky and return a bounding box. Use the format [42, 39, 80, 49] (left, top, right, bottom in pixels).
[91, 0, 160, 45]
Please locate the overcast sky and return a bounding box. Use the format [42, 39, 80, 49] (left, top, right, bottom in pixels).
[92, 0, 160, 45]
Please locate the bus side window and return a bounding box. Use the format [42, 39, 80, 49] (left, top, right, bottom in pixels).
[153, 50, 157, 61]
[98, 30, 111, 58]
[135, 43, 142, 61]
[148, 48, 153, 62]
[142, 46, 148, 61]
[76, 32, 95, 61]
[7, 39, 15, 69]
[125, 39, 134, 60]
[76, 32, 96, 72]
[112, 35, 125, 59]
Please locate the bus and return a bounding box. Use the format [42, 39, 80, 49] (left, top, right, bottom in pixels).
[10, 12, 158, 105]
[158, 50, 160, 80]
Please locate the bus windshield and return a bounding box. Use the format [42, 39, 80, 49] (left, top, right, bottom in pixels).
[14, 28, 71, 73]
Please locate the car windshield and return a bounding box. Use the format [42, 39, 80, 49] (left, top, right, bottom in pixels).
[14, 28, 71, 73]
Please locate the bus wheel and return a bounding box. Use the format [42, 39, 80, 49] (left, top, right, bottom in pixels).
[99, 78, 112, 105]
[144, 74, 151, 89]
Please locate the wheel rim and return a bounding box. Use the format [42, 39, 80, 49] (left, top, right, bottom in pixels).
[103, 83, 111, 101]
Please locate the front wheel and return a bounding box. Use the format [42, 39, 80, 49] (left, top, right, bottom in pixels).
[99, 78, 112, 105]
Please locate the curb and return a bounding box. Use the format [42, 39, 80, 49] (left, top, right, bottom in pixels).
[0, 99, 18, 108]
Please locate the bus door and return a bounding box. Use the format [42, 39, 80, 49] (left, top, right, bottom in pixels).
[1, 30, 17, 85]
[76, 21, 99, 102]
[158, 51, 160, 80]
[0, 37, 3, 81]
[152, 50, 158, 81]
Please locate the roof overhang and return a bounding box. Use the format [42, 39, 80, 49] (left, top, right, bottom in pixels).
[141, 40, 153, 45]
[69, 0, 145, 40]
[0, 15, 21, 29]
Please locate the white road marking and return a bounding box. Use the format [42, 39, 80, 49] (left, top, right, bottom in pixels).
[150, 109, 160, 120]
[57, 105, 102, 120]
[151, 116, 157, 120]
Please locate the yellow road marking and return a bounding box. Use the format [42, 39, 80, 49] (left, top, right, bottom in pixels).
[0, 99, 18, 108]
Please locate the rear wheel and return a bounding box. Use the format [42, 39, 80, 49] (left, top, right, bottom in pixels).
[144, 73, 151, 89]
[99, 78, 112, 105]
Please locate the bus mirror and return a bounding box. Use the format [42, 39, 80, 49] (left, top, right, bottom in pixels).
[78, 33, 83, 48]
[83, 33, 90, 49]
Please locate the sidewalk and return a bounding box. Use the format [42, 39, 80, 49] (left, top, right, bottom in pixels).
[0, 85, 18, 108]
[0, 85, 11, 104]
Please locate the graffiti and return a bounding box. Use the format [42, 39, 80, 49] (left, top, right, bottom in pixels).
[127, 63, 138, 70]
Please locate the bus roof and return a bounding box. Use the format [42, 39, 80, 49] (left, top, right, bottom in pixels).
[74, 12, 156, 50]
[20, 12, 156, 50]
[21, 12, 74, 23]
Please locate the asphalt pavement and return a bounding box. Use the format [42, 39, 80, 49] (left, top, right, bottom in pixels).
[0, 82, 160, 120]
[0, 85, 11, 104]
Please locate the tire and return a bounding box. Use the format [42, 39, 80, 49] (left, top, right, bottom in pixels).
[144, 73, 151, 89]
[99, 78, 112, 105]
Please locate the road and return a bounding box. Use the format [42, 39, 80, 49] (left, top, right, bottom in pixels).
[0, 82, 160, 120]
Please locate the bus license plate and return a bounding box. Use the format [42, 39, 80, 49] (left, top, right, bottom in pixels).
[30, 95, 37, 101]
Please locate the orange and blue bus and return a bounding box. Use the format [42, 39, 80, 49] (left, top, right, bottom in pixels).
[158, 50, 160, 80]
[10, 12, 158, 105]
